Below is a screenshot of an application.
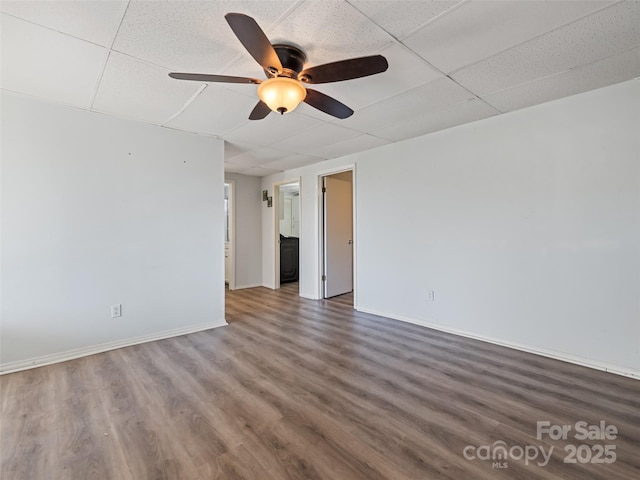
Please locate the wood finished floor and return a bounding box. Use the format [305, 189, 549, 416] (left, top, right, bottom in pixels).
[1, 285, 639, 479]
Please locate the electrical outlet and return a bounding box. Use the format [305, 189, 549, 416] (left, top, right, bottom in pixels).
[111, 304, 122, 318]
[427, 290, 435, 302]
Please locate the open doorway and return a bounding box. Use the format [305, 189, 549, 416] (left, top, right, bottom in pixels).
[274, 180, 300, 293]
[321, 170, 354, 304]
[224, 181, 235, 290]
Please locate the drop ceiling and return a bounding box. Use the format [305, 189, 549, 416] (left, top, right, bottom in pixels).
[2, 0, 639, 177]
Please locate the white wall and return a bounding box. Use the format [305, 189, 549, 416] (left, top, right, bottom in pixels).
[1, 93, 226, 372]
[263, 80, 639, 378]
[225, 173, 262, 289]
[355, 80, 639, 377]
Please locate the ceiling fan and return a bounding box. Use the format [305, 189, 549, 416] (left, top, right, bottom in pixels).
[168, 13, 388, 120]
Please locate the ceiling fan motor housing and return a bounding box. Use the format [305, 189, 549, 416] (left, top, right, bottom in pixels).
[268, 44, 308, 79]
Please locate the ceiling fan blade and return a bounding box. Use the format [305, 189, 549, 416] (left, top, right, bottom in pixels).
[249, 101, 271, 120]
[169, 72, 261, 84]
[225, 13, 282, 73]
[304, 89, 353, 119]
[299, 55, 388, 84]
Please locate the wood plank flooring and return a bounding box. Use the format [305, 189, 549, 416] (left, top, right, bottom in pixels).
[1, 285, 639, 479]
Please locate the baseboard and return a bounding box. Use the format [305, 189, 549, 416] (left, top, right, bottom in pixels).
[233, 283, 263, 290]
[0, 319, 228, 375]
[300, 292, 319, 300]
[356, 307, 640, 381]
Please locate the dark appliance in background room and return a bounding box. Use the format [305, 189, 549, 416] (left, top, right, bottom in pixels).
[280, 234, 299, 283]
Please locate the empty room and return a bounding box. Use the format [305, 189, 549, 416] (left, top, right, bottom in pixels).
[1, 1, 639, 479]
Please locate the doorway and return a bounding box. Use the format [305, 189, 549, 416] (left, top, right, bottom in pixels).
[274, 179, 301, 293]
[224, 181, 235, 290]
[321, 170, 354, 302]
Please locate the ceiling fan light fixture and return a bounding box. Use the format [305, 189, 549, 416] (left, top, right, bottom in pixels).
[169, 14, 387, 120]
[257, 77, 307, 115]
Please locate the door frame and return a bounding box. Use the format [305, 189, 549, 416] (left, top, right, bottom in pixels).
[317, 165, 357, 306]
[224, 180, 236, 290]
[273, 177, 301, 290]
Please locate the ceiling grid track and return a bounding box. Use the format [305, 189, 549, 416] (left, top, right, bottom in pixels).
[88, 0, 131, 111]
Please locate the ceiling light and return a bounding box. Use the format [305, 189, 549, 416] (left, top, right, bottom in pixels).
[257, 77, 307, 115]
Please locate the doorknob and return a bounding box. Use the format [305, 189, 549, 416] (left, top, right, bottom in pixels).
[348, 240, 353, 244]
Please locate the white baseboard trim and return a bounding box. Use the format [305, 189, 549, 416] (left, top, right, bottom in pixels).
[233, 283, 263, 290]
[300, 293, 319, 300]
[356, 307, 640, 381]
[0, 319, 228, 375]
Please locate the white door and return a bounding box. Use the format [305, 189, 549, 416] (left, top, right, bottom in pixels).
[323, 172, 353, 298]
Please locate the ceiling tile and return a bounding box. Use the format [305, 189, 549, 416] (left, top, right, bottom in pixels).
[452, 1, 640, 95]
[336, 76, 475, 133]
[224, 162, 249, 174]
[309, 134, 391, 159]
[349, 0, 463, 39]
[0, 0, 126, 46]
[0, 13, 106, 109]
[270, 122, 361, 153]
[240, 166, 283, 176]
[371, 98, 500, 142]
[266, 0, 394, 66]
[404, 0, 614, 73]
[225, 141, 254, 160]
[165, 84, 257, 136]
[484, 47, 640, 113]
[223, 111, 325, 146]
[92, 51, 201, 124]
[113, 1, 296, 70]
[262, 153, 327, 170]
[225, 146, 290, 167]
[306, 43, 443, 113]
